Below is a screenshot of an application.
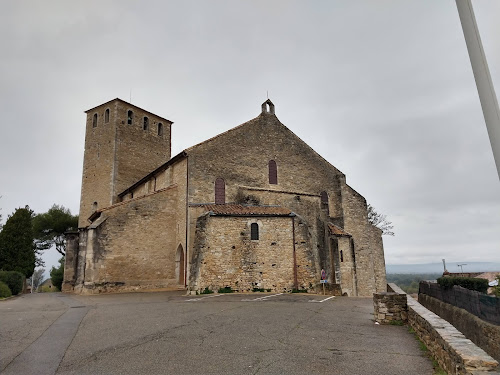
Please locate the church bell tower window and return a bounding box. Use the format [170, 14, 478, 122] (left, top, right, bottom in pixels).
[251, 223, 259, 240]
[127, 110, 133, 125]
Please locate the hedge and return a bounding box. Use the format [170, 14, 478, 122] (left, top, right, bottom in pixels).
[437, 276, 489, 294]
[0, 271, 24, 295]
[0, 281, 12, 298]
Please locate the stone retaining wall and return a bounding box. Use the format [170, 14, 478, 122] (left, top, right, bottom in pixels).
[419, 281, 500, 325]
[419, 293, 500, 362]
[387, 283, 499, 375]
[373, 292, 407, 324]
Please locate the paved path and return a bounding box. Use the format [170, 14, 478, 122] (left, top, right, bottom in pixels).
[1, 292, 434, 374]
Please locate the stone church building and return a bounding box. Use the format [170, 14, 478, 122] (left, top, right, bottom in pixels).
[63, 98, 387, 296]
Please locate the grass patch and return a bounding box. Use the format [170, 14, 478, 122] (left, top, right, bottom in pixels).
[291, 288, 308, 293]
[408, 326, 447, 375]
[389, 320, 404, 326]
[252, 288, 265, 292]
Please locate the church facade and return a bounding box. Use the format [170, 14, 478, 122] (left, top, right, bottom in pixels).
[63, 98, 387, 296]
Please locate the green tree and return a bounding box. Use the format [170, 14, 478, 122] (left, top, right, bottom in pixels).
[0, 206, 35, 278]
[50, 257, 64, 291]
[33, 205, 78, 257]
[367, 204, 395, 236]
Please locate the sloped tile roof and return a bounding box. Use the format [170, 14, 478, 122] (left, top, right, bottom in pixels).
[328, 223, 352, 237]
[197, 204, 293, 217]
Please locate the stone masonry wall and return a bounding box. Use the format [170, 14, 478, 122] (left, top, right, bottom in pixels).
[185, 113, 343, 284]
[185, 110, 384, 296]
[79, 102, 117, 227]
[341, 182, 386, 295]
[113, 100, 171, 202]
[77, 185, 183, 294]
[189, 215, 316, 292]
[79, 99, 171, 227]
[337, 236, 356, 296]
[373, 292, 408, 324]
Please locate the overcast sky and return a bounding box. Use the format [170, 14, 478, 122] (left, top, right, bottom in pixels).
[1, 0, 499, 274]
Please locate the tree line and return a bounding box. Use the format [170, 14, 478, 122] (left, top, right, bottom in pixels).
[0, 203, 77, 295]
[386, 273, 442, 294]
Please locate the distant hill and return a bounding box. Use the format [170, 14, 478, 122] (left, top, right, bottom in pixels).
[386, 262, 500, 274]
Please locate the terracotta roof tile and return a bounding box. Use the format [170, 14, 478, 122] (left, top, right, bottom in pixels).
[197, 204, 293, 217]
[328, 223, 352, 237]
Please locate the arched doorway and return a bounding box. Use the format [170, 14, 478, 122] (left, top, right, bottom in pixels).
[175, 245, 185, 286]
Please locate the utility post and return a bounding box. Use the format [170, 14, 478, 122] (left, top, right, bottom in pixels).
[456, 0, 500, 182]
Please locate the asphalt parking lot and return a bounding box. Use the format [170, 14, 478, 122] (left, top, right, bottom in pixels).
[1, 291, 434, 375]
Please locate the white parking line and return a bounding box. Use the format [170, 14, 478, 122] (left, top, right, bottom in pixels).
[308, 296, 335, 303]
[185, 294, 226, 302]
[241, 293, 284, 302]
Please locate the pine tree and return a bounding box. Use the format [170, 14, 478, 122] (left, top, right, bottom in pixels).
[33, 204, 78, 257]
[0, 206, 35, 278]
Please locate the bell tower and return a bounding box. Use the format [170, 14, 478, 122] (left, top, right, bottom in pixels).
[78, 98, 172, 227]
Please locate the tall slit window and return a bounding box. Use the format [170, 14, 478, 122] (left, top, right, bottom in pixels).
[320, 191, 328, 209]
[127, 110, 133, 125]
[158, 122, 163, 136]
[251, 223, 259, 240]
[104, 109, 110, 123]
[143, 117, 149, 131]
[92, 113, 98, 128]
[215, 178, 225, 204]
[268, 160, 277, 184]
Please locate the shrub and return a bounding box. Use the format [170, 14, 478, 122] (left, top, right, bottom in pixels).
[252, 287, 265, 292]
[0, 281, 12, 298]
[200, 287, 213, 295]
[218, 286, 233, 293]
[0, 271, 24, 295]
[437, 277, 488, 294]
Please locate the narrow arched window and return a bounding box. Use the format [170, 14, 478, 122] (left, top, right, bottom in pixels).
[215, 178, 225, 204]
[340, 250, 344, 262]
[127, 110, 133, 125]
[268, 160, 277, 184]
[143, 117, 149, 131]
[158, 123, 163, 136]
[251, 223, 259, 240]
[92, 113, 98, 128]
[104, 109, 110, 123]
[320, 191, 328, 209]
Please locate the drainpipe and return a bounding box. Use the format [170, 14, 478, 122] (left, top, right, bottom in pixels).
[292, 216, 298, 289]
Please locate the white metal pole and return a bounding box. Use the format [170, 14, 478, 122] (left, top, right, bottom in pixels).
[456, 0, 500, 182]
